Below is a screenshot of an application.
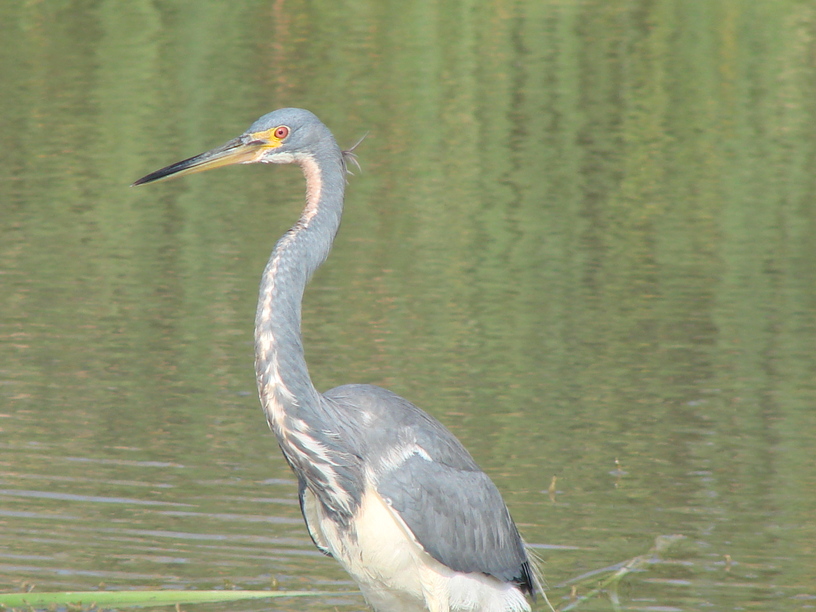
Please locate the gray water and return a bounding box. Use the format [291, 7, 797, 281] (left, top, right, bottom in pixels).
[1, 1, 815, 610]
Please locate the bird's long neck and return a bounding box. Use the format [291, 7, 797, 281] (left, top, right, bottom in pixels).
[254, 148, 345, 438]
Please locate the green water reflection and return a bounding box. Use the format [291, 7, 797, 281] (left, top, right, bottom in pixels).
[1, 1, 815, 610]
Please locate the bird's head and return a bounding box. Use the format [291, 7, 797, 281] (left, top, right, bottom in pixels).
[133, 108, 338, 186]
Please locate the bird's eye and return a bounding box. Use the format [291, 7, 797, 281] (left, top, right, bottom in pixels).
[274, 126, 290, 140]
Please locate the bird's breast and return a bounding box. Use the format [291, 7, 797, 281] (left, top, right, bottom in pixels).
[308, 482, 430, 605]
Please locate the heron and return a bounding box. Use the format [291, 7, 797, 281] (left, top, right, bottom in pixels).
[134, 108, 541, 612]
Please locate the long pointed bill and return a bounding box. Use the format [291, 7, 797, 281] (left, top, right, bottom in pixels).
[132, 136, 269, 186]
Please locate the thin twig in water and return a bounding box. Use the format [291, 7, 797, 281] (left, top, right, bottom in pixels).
[557, 534, 685, 611]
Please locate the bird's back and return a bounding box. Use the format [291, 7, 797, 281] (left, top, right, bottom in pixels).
[319, 384, 536, 596]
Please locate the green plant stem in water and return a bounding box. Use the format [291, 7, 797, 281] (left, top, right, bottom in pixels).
[0, 589, 351, 610]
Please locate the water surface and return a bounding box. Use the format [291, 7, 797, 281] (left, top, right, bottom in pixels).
[1, 1, 815, 610]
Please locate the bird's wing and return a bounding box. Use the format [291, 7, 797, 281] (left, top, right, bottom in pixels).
[298, 477, 333, 557]
[377, 454, 531, 586]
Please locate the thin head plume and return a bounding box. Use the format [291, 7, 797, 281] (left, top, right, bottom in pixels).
[341, 132, 367, 177]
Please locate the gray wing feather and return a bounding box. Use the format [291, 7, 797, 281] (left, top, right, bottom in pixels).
[322, 384, 533, 591]
[378, 454, 528, 584]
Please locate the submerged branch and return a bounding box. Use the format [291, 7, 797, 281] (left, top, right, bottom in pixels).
[556, 534, 685, 611]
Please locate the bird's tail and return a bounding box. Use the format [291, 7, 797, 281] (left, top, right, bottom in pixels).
[525, 544, 555, 611]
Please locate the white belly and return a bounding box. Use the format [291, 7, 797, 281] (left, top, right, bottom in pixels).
[302, 484, 531, 612]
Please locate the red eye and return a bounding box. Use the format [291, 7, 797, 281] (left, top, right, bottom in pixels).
[274, 126, 289, 139]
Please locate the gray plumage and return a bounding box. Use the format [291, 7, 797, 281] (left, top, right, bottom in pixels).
[327, 384, 532, 586]
[134, 108, 538, 611]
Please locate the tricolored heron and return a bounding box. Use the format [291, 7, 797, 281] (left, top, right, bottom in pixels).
[134, 108, 540, 612]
